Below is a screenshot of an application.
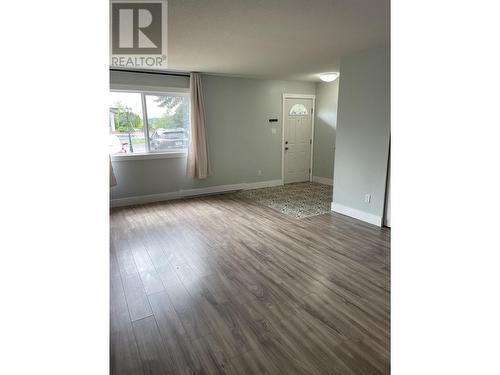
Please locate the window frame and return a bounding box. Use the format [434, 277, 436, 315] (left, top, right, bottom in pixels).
[110, 87, 190, 161]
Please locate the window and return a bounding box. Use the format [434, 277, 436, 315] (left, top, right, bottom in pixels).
[145, 95, 189, 153]
[289, 103, 308, 116]
[109, 92, 146, 154]
[109, 91, 190, 156]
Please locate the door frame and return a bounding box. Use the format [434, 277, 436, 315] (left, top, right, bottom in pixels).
[281, 93, 316, 184]
[383, 141, 391, 227]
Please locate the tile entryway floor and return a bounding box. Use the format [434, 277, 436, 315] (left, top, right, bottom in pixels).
[237, 182, 333, 219]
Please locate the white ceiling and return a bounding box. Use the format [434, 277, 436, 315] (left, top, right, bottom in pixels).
[166, 0, 389, 81]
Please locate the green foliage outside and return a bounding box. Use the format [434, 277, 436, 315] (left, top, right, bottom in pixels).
[149, 96, 189, 131]
[111, 96, 189, 133]
[112, 101, 144, 132]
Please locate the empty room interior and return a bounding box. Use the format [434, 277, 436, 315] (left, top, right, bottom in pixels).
[110, 1, 390, 374]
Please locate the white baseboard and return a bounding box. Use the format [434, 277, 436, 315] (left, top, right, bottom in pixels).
[111, 191, 182, 207]
[331, 202, 382, 227]
[312, 176, 333, 186]
[245, 179, 282, 190]
[178, 183, 247, 198]
[111, 179, 283, 208]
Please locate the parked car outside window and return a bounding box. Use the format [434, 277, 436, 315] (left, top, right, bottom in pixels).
[150, 128, 189, 151]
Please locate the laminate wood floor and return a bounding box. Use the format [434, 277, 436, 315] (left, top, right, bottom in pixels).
[110, 193, 390, 375]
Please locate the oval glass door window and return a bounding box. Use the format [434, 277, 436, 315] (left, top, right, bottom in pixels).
[289, 104, 308, 115]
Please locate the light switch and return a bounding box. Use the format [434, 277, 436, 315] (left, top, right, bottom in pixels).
[271, 128, 276, 134]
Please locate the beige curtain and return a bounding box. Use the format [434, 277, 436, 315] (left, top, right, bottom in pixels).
[110, 157, 117, 187]
[187, 72, 210, 179]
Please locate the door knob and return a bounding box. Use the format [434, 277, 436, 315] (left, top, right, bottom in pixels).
[285, 147, 289, 151]
[285, 141, 288, 144]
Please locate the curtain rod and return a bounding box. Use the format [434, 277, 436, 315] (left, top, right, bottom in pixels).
[110, 68, 190, 78]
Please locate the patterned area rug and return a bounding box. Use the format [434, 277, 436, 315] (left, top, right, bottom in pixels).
[237, 182, 333, 219]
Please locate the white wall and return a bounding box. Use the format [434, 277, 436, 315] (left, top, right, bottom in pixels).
[313, 80, 339, 180]
[332, 45, 390, 226]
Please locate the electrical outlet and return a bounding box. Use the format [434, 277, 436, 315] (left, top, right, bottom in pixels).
[364, 194, 371, 203]
[257, 170, 262, 176]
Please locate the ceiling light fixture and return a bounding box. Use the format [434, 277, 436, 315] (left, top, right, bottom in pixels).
[319, 72, 339, 82]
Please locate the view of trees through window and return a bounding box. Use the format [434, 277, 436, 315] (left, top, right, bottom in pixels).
[109, 92, 145, 154]
[109, 91, 190, 155]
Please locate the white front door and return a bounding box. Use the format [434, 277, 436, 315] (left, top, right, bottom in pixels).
[284, 98, 313, 184]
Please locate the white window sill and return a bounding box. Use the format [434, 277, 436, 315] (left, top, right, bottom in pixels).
[111, 151, 187, 161]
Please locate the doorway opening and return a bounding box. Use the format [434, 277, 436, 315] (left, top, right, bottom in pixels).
[282, 93, 316, 184]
